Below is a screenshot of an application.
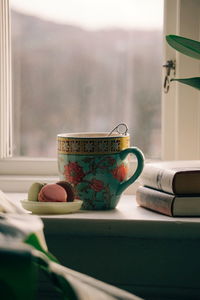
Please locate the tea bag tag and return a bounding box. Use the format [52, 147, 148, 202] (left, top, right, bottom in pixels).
[108, 123, 128, 136]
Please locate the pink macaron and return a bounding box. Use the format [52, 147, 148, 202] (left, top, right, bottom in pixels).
[38, 183, 67, 202]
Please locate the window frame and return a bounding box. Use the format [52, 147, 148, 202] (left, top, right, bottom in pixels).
[0, 0, 200, 192]
[0, 0, 12, 159]
[162, 0, 200, 160]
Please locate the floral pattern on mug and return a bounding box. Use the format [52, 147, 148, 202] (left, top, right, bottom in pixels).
[112, 163, 128, 182]
[90, 179, 104, 192]
[62, 156, 130, 209]
[98, 156, 116, 169]
[64, 161, 85, 184]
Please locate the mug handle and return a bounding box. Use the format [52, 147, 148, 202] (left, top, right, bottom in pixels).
[117, 147, 145, 195]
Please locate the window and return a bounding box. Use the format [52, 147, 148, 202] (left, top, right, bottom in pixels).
[0, 0, 200, 192]
[10, 0, 163, 159]
[162, 0, 200, 160]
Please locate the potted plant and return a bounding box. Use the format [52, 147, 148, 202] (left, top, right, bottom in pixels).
[166, 35, 200, 90]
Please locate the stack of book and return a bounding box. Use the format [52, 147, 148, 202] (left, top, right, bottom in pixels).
[136, 160, 200, 217]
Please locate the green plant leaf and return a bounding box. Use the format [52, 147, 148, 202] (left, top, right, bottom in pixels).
[171, 77, 200, 90]
[166, 35, 200, 60]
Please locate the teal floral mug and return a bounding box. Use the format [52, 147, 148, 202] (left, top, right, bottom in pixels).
[57, 132, 144, 210]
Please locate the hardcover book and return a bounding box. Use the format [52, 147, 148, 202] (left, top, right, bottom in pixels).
[140, 160, 200, 195]
[136, 186, 200, 217]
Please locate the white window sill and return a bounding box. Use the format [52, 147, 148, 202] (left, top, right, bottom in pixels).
[7, 192, 200, 236]
[0, 175, 59, 193]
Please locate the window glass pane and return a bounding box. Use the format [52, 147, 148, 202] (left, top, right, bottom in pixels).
[11, 0, 163, 158]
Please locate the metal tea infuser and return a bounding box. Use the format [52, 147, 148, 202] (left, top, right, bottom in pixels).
[108, 123, 128, 136]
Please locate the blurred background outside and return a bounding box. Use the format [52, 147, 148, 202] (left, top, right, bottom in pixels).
[11, 0, 163, 158]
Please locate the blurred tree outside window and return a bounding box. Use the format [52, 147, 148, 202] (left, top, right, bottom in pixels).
[11, 0, 163, 159]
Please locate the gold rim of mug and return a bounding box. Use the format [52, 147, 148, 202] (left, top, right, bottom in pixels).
[57, 132, 129, 138]
[57, 133, 130, 155]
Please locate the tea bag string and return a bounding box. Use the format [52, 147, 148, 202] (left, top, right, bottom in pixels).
[108, 123, 128, 136]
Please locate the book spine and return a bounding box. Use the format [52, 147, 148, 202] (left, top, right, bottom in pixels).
[140, 166, 175, 194]
[136, 186, 175, 216]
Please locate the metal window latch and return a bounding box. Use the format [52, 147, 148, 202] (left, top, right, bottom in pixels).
[163, 60, 176, 93]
